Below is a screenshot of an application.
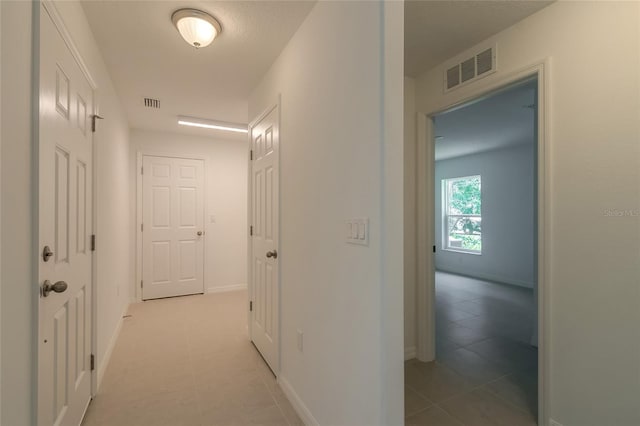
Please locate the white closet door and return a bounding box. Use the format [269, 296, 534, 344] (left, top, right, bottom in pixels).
[142, 156, 205, 300]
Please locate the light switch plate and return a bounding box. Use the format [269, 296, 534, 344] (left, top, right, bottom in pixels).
[346, 217, 369, 246]
[296, 329, 304, 352]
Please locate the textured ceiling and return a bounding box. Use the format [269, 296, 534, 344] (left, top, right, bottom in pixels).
[81, 0, 315, 139]
[81, 0, 552, 139]
[405, 0, 553, 77]
[434, 80, 537, 161]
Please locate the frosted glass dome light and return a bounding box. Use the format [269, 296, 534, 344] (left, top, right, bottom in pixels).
[171, 9, 222, 49]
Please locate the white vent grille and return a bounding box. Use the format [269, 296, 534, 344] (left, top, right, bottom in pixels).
[143, 98, 161, 109]
[446, 66, 460, 90]
[444, 45, 496, 92]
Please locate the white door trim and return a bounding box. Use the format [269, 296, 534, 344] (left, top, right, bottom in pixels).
[247, 96, 281, 374]
[135, 151, 208, 302]
[38, 0, 100, 405]
[41, 1, 97, 91]
[415, 59, 551, 424]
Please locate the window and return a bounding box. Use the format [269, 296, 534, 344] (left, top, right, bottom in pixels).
[442, 175, 481, 254]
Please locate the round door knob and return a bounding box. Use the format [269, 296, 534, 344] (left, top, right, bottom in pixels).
[266, 250, 278, 259]
[197, 231, 203, 236]
[41, 280, 68, 297]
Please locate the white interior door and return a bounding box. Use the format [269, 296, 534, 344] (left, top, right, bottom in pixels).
[250, 104, 280, 373]
[38, 6, 94, 426]
[142, 156, 205, 300]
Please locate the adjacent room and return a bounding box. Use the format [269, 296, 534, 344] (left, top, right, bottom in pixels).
[408, 80, 539, 424]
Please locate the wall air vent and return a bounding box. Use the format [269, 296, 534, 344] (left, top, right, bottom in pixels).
[444, 44, 497, 92]
[143, 98, 161, 109]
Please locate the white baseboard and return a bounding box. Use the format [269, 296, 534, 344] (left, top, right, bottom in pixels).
[405, 346, 417, 361]
[97, 303, 129, 390]
[436, 268, 534, 289]
[278, 375, 319, 426]
[207, 284, 247, 294]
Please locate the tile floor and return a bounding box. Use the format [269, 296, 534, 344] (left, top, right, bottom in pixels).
[82, 290, 302, 426]
[405, 271, 538, 425]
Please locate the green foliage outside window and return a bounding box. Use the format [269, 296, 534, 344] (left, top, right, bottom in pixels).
[445, 176, 481, 253]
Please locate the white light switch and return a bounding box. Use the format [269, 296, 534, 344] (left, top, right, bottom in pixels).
[346, 217, 369, 246]
[210, 215, 216, 223]
[297, 329, 304, 352]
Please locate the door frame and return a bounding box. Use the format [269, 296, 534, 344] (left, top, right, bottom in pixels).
[415, 60, 551, 424]
[135, 152, 208, 301]
[37, 0, 100, 404]
[247, 96, 281, 375]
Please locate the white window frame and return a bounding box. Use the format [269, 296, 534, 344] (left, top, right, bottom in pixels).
[442, 175, 482, 255]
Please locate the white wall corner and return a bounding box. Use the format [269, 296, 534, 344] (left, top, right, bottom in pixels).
[404, 346, 417, 361]
[278, 376, 320, 426]
[96, 303, 130, 391]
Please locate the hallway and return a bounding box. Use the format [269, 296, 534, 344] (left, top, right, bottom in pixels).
[82, 291, 301, 426]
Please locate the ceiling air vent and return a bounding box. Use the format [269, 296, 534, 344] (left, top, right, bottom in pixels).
[143, 98, 161, 109]
[444, 44, 496, 92]
[446, 66, 460, 90]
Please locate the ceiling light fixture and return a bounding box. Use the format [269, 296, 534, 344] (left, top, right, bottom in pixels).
[178, 116, 248, 134]
[171, 9, 222, 49]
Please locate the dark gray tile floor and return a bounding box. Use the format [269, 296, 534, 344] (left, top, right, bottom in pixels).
[405, 271, 538, 425]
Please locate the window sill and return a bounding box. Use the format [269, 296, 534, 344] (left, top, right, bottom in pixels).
[442, 248, 482, 256]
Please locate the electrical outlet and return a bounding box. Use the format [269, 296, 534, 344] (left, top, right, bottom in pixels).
[296, 329, 303, 352]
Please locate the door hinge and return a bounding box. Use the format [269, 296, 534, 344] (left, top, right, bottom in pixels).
[250, 150, 253, 161]
[249, 301, 253, 312]
[141, 223, 144, 232]
[91, 115, 104, 133]
[141, 280, 144, 288]
[141, 166, 144, 175]
[433, 245, 436, 253]
[91, 234, 96, 251]
[250, 225, 253, 236]
[90, 354, 95, 371]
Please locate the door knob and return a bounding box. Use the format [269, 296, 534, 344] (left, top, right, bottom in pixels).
[197, 231, 203, 236]
[266, 250, 278, 259]
[41, 280, 68, 297]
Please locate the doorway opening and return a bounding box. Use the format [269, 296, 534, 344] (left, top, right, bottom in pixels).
[435, 77, 538, 414]
[407, 71, 548, 425]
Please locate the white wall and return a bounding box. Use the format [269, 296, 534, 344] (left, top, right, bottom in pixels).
[404, 76, 417, 358]
[1, 2, 34, 423]
[130, 129, 248, 297]
[1, 2, 131, 422]
[435, 144, 535, 288]
[249, 2, 404, 425]
[413, 2, 640, 425]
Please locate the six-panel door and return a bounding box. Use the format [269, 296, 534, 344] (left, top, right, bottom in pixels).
[250, 105, 280, 374]
[142, 156, 205, 300]
[38, 6, 94, 426]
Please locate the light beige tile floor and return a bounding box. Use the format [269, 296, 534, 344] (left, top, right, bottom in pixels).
[405, 272, 538, 425]
[82, 291, 302, 426]
[404, 360, 537, 426]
